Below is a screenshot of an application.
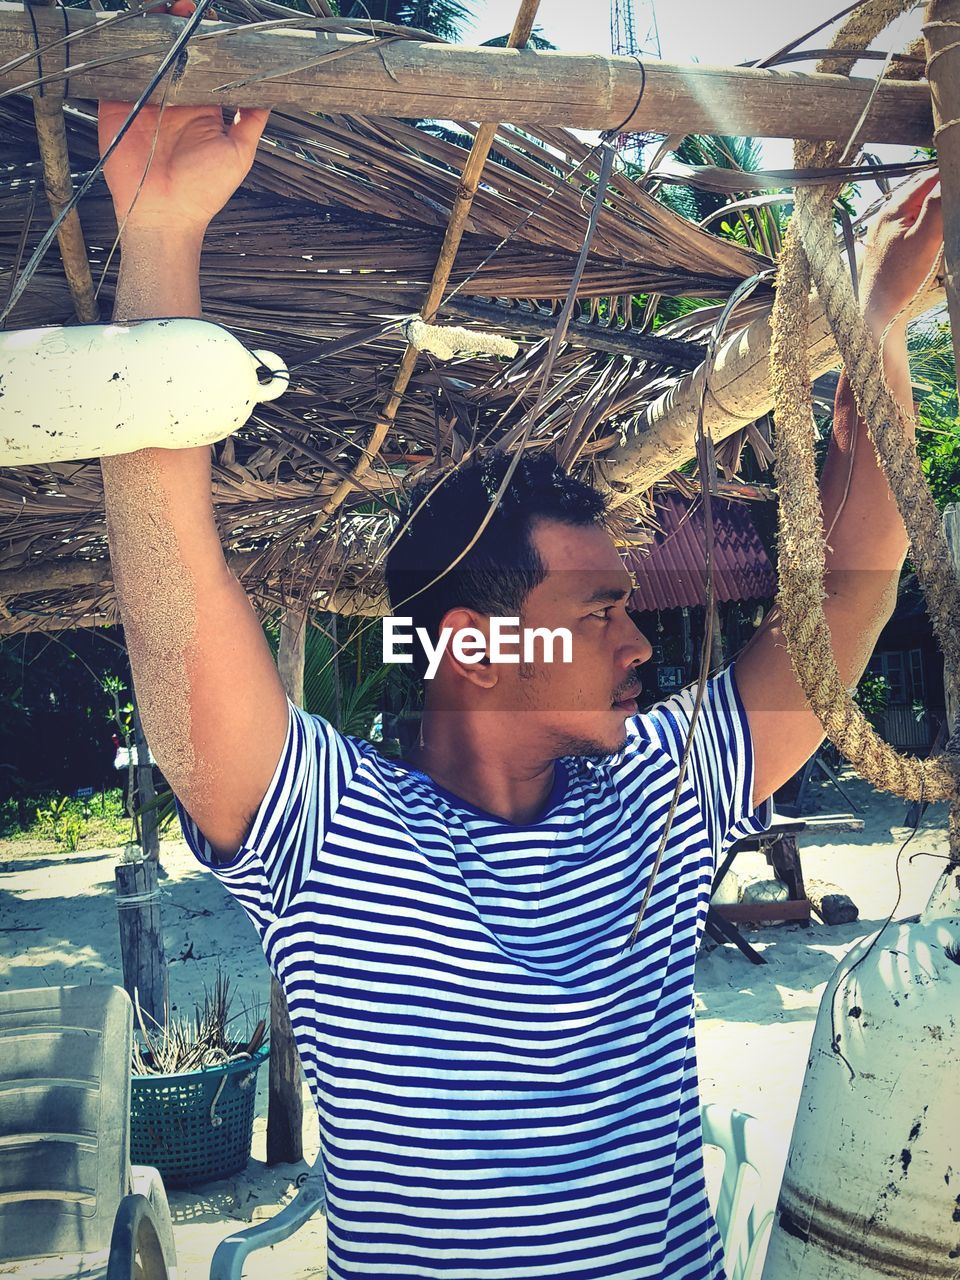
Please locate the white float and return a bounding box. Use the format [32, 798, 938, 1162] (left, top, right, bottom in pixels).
[0, 319, 288, 467]
[761, 870, 960, 1279]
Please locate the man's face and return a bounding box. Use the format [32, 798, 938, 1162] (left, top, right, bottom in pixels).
[495, 518, 653, 759]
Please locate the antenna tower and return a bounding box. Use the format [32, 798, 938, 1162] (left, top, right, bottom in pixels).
[609, 0, 662, 156]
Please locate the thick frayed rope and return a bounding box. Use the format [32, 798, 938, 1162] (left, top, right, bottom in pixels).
[770, 0, 960, 803]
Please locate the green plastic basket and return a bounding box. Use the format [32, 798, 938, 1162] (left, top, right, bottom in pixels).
[130, 1043, 269, 1187]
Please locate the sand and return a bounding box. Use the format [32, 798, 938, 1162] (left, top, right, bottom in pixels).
[0, 765, 951, 1279]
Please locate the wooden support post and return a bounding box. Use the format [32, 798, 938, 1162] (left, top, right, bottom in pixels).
[0, 3, 934, 144]
[115, 850, 167, 1029]
[944, 504, 960, 737]
[925, 1, 960, 377]
[267, 603, 307, 1165]
[132, 693, 160, 862]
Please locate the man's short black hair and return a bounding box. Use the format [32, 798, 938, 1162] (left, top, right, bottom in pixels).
[385, 452, 608, 678]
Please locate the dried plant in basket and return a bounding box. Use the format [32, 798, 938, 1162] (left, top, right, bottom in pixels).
[132, 970, 267, 1076]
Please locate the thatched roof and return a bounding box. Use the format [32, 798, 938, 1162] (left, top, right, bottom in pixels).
[0, 37, 776, 636]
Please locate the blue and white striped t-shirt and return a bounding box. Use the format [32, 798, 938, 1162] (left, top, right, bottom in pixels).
[179, 662, 772, 1279]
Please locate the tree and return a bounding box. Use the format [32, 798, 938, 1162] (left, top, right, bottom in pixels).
[339, 0, 473, 41]
[910, 321, 960, 510]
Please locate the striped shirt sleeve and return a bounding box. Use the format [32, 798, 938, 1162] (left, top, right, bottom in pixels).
[176, 698, 365, 929]
[641, 662, 773, 860]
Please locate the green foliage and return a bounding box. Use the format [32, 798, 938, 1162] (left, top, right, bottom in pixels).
[910, 322, 960, 510]
[264, 615, 390, 743]
[2, 787, 129, 845]
[34, 796, 71, 842]
[481, 29, 555, 50]
[339, 0, 472, 41]
[853, 673, 890, 729]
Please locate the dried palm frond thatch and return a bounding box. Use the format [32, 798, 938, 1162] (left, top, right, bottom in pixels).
[0, 13, 775, 635]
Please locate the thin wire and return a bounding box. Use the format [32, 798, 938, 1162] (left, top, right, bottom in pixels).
[290, 147, 621, 684]
[600, 55, 646, 140]
[0, 0, 215, 327]
[627, 268, 773, 949]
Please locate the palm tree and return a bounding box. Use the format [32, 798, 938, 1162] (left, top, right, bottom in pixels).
[338, 0, 474, 41]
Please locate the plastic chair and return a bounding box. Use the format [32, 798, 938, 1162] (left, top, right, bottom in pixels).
[0, 984, 178, 1280]
[210, 1103, 777, 1280]
[210, 1163, 325, 1280]
[701, 1102, 778, 1280]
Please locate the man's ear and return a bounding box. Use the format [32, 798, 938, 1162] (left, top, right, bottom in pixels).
[438, 607, 498, 689]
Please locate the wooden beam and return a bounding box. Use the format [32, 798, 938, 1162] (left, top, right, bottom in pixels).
[924, 1, 960, 374]
[0, 550, 386, 601]
[598, 278, 947, 500]
[0, 3, 934, 145]
[441, 296, 707, 368]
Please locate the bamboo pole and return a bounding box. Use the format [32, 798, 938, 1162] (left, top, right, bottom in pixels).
[924, 0, 960, 375]
[31, 98, 99, 323]
[441, 296, 706, 368]
[317, 0, 542, 523]
[25, 0, 98, 323]
[0, 552, 389, 604]
[0, 3, 934, 146]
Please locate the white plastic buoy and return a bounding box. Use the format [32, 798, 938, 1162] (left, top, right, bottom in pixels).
[761, 873, 960, 1279]
[0, 319, 288, 467]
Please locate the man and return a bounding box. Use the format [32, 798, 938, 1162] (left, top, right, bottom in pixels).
[98, 19, 943, 1274]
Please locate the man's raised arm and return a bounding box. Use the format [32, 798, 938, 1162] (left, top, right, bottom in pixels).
[99, 35, 286, 858]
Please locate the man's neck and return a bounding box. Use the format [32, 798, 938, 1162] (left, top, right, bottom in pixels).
[402, 731, 558, 825]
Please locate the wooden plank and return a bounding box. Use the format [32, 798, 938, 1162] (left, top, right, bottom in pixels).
[790, 814, 864, 833]
[712, 900, 811, 924]
[0, 3, 934, 144]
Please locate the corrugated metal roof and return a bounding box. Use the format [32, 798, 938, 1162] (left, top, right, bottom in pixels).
[625, 492, 776, 612]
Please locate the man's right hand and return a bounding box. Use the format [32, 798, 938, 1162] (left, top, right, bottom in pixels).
[99, 1, 268, 235]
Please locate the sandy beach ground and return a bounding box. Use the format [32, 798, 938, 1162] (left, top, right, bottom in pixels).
[0, 766, 950, 1278]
